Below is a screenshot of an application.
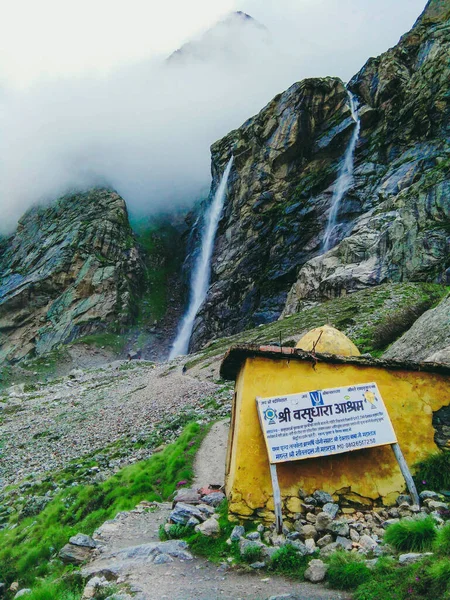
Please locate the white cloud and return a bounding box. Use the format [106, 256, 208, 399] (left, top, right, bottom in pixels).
[0, 0, 428, 233]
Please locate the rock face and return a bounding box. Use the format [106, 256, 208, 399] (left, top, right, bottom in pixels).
[383, 293, 450, 363]
[0, 189, 142, 362]
[188, 0, 450, 351]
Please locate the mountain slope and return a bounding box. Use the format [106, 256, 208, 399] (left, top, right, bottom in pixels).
[188, 0, 450, 351]
[0, 189, 143, 363]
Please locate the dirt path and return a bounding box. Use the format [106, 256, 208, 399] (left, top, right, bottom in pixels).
[83, 427, 350, 600]
[193, 420, 229, 489]
[85, 504, 349, 600]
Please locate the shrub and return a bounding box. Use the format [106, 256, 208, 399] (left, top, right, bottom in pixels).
[241, 543, 263, 564]
[353, 578, 402, 600]
[165, 523, 192, 539]
[384, 516, 437, 552]
[425, 558, 450, 597]
[268, 544, 309, 578]
[435, 522, 450, 555]
[414, 452, 450, 492]
[24, 581, 81, 600]
[326, 551, 371, 590]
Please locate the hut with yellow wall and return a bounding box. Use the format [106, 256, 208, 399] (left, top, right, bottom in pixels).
[220, 328, 450, 522]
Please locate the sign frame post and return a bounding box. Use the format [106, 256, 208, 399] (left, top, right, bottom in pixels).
[269, 464, 283, 534]
[391, 443, 420, 505]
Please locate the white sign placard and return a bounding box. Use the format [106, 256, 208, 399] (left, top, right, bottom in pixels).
[256, 382, 397, 464]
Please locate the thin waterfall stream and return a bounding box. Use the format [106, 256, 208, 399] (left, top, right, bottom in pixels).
[169, 156, 234, 359]
[322, 90, 361, 252]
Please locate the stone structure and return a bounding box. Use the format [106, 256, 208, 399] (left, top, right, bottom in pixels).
[220, 328, 450, 522]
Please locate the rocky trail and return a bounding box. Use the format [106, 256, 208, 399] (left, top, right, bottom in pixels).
[80, 424, 350, 600]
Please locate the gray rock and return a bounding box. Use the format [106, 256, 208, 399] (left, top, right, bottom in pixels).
[304, 538, 317, 554]
[287, 540, 308, 556]
[327, 521, 349, 537]
[187, 516, 201, 527]
[116, 540, 193, 562]
[169, 502, 203, 524]
[396, 494, 412, 506]
[320, 542, 339, 557]
[313, 490, 334, 505]
[230, 525, 245, 541]
[59, 543, 93, 565]
[69, 533, 97, 548]
[172, 488, 200, 506]
[317, 534, 333, 548]
[153, 553, 174, 564]
[358, 535, 377, 551]
[428, 500, 448, 510]
[350, 529, 360, 542]
[246, 531, 261, 541]
[201, 492, 226, 507]
[322, 503, 339, 519]
[239, 539, 264, 555]
[419, 491, 441, 501]
[336, 536, 353, 551]
[304, 559, 328, 583]
[195, 517, 220, 536]
[14, 591, 31, 599]
[398, 552, 434, 565]
[315, 512, 332, 531]
[250, 561, 266, 569]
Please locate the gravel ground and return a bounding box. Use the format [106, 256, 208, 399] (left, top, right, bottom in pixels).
[0, 359, 227, 489]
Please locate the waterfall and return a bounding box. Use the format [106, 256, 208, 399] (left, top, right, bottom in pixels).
[322, 90, 361, 252]
[169, 156, 234, 359]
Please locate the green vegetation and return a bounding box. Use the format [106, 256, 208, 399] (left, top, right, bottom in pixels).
[384, 517, 437, 552]
[241, 543, 263, 564]
[268, 544, 310, 578]
[326, 551, 371, 590]
[435, 522, 450, 555]
[414, 452, 450, 493]
[185, 282, 447, 370]
[74, 332, 127, 353]
[0, 421, 209, 591]
[21, 581, 82, 600]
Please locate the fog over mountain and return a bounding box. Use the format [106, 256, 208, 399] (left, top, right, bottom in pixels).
[0, 1, 427, 233]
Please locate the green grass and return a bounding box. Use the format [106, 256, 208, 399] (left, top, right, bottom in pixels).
[435, 522, 450, 555]
[184, 282, 447, 371]
[414, 452, 450, 492]
[241, 543, 263, 564]
[74, 332, 127, 353]
[384, 516, 437, 552]
[268, 544, 310, 578]
[326, 551, 371, 590]
[0, 421, 209, 589]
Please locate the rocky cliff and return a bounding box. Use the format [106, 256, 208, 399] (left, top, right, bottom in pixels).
[0, 189, 142, 363]
[189, 0, 450, 351]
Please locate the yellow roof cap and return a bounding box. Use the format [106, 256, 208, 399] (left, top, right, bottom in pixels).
[295, 324, 361, 357]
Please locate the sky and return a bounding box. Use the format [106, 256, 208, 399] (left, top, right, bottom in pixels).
[0, 0, 428, 232]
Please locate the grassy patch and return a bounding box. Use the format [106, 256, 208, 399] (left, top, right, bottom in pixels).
[74, 332, 127, 353]
[268, 544, 310, 578]
[435, 522, 450, 555]
[0, 421, 209, 589]
[383, 516, 437, 552]
[414, 452, 450, 492]
[326, 551, 371, 590]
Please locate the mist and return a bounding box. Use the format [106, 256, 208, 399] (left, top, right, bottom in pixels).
[0, 0, 427, 234]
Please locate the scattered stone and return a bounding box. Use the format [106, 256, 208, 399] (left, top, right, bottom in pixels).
[304, 538, 316, 554]
[350, 529, 360, 542]
[327, 521, 349, 537]
[322, 502, 339, 519]
[9, 584, 19, 593]
[172, 488, 201, 506]
[398, 552, 434, 565]
[69, 533, 97, 548]
[428, 500, 448, 511]
[195, 517, 220, 536]
[230, 525, 245, 541]
[313, 491, 334, 505]
[298, 524, 318, 540]
[315, 512, 332, 531]
[187, 516, 201, 527]
[288, 540, 308, 556]
[169, 502, 203, 524]
[250, 561, 266, 569]
[59, 542, 93, 564]
[419, 490, 441, 501]
[336, 536, 353, 551]
[246, 531, 261, 541]
[320, 542, 339, 557]
[304, 559, 328, 583]
[382, 518, 400, 529]
[358, 535, 377, 551]
[305, 512, 317, 523]
[240, 539, 264, 555]
[396, 494, 412, 506]
[201, 491, 225, 507]
[316, 534, 333, 548]
[14, 591, 31, 599]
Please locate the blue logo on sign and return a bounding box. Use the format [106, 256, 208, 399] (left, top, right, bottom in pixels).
[264, 408, 278, 425]
[309, 391, 324, 406]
